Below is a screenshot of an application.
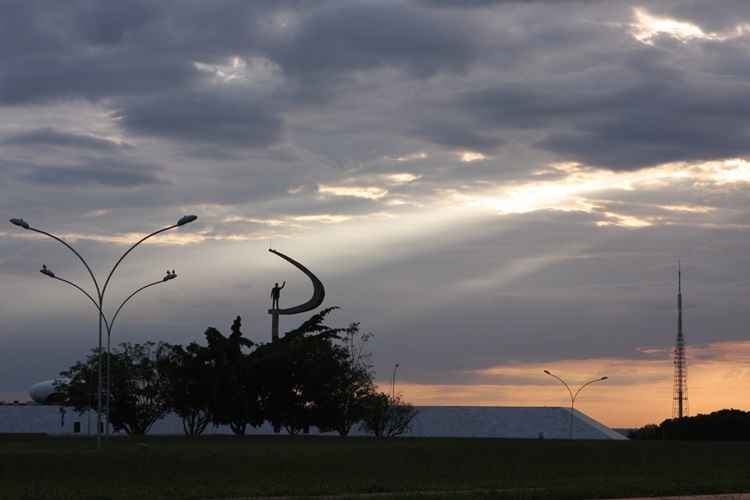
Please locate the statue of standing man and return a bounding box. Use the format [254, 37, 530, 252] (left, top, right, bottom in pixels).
[271, 281, 286, 310]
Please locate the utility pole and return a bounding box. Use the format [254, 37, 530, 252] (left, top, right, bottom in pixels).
[392, 363, 399, 399]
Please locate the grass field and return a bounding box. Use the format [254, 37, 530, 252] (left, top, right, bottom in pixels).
[2, 435, 750, 500]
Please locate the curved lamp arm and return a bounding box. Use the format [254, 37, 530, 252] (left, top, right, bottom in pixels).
[101, 216, 196, 298]
[10, 220, 102, 300]
[108, 272, 177, 334]
[572, 376, 608, 405]
[41, 270, 111, 333]
[544, 370, 574, 403]
[102, 225, 177, 298]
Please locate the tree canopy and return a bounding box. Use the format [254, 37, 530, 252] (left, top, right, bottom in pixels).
[61, 341, 172, 435]
[57, 308, 413, 437]
[629, 409, 750, 440]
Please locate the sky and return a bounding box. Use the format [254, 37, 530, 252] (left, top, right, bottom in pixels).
[2, 0, 750, 427]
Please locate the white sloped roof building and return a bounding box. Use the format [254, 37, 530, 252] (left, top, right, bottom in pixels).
[0, 404, 625, 439]
[406, 406, 625, 440]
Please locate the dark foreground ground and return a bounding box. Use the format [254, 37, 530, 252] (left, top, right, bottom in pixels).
[2, 435, 750, 500]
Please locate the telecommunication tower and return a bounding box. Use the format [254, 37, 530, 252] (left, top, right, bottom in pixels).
[672, 262, 688, 418]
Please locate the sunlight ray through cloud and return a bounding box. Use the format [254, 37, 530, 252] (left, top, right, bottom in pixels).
[223, 216, 288, 226]
[194, 56, 281, 85]
[291, 214, 353, 224]
[318, 184, 389, 200]
[441, 158, 750, 228]
[632, 7, 715, 44]
[658, 204, 715, 214]
[596, 212, 653, 228]
[460, 151, 486, 163]
[391, 152, 428, 162]
[631, 7, 750, 45]
[383, 173, 421, 184]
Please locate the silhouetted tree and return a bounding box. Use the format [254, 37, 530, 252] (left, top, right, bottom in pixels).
[627, 423, 660, 440]
[361, 393, 418, 438]
[313, 323, 375, 436]
[60, 342, 173, 435]
[629, 409, 750, 440]
[54, 354, 97, 417]
[163, 342, 213, 436]
[57, 309, 386, 438]
[204, 316, 263, 435]
[255, 307, 346, 434]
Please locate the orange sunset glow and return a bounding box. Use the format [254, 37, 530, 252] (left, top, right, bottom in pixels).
[389, 340, 750, 428]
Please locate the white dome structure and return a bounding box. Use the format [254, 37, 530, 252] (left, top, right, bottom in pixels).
[29, 378, 69, 404]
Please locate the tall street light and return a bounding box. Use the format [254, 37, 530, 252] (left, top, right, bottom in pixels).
[391, 363, 399, 399]
[43, 266, 179, 440]
[543, 370, 608, 439]
[10, 215, 197, 447]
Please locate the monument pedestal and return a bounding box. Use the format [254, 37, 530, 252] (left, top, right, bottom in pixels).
[269, 309, 279, 342]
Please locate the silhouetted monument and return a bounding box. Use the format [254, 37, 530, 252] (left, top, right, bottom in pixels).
[271, 281, 285, 310]
[267, 249, 325, 341]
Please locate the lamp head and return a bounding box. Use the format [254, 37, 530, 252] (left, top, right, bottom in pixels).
[163, 270, 177, 281]
[543, 370, 551, 375]
[40, 266, 55, 278]
[600, 376, 609, 381]
[177, 215, 198, 226]
[10, 218, 30, 229]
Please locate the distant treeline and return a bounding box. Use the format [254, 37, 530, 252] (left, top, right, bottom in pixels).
[628, 409, 750, 440]
[57, 307, 417, 437]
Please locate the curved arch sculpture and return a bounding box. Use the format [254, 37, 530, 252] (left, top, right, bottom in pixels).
[268, 248, 325, 340]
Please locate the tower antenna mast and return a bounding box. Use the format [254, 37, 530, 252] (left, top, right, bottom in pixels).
[673, 261, 689, 418]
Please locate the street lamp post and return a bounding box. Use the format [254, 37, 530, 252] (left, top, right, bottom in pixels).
[543, 370, 608, 439]
[391, 363, 399, 399]
[10, 215, 197, 447]
[41, 265, 177, 437]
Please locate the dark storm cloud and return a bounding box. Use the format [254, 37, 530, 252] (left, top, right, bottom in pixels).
[68, 0, 160, 45]
[267, 3, 481, 79]
[5, 0, 750, 174]
[412, 119, 505, 152]
[534, 76, 750, 169]
[0, 0, 276, 104]
[1, 128, 130, 150]
[417, 0, 555, 7]
[0, 55, 199, 104]
[416, 49, 750, 169]
[0, 0, 480, 107]
[2, 1, 485, 149]
[118, 88, 284, 147]
[0, 0, 263, 61]
[17, 158, 165, 187]
[0, 2, 198, 103]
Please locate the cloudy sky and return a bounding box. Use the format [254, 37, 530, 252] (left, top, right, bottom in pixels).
[2, 0, 750, 427]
